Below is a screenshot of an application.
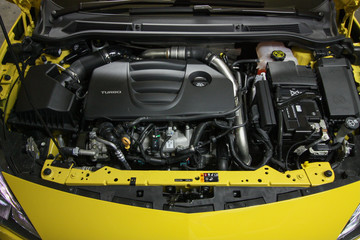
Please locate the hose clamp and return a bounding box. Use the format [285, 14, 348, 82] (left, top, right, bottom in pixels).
[65, 68, 80, 83]
[207, 53, 217, 64]
[170, 46, 186, 60]
[101, 50, 111, 64]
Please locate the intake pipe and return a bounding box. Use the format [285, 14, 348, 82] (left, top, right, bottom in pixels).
[142, 46, 251, 165]
[141, 46, 237, 96]
[57, 46, 130, 85]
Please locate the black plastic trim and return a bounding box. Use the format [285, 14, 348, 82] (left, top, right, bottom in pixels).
[31, 32, 346, 48]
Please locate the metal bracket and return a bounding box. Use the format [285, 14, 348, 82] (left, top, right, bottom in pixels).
[338, 0, 360, 37]
[8, 0, 38, 34]
[41, 160, 334, 187]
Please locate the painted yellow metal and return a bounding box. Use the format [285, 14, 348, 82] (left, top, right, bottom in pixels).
[335, 0, 360, 37]
[47, 139, 59, 157]
[6, 0, 41, 9]
[353, 41, 360, 92]
[6, 0, 42, 33]
[0, 14, 25, 122]
[0, 226, 24, 240]
[2, 172, 359, 240]
[34, 50, 72, 69]
[41, 159, 334, 187]
[354, 17, 360, 32]
[353, 65, 360, 92]
[292, 47, 313, 66]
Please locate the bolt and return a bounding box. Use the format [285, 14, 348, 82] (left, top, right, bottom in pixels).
[324, 170, 333, 178]
[73, 44, 80, 51]
[41, 55, 47, 63]
[233, 191, 241, 198]
[136, 190, 144, 197]
[43, 168, 52, 176]
[165, 186, 176, 193]
[202, 186, 210, 193]
[297, 174, 304, 180]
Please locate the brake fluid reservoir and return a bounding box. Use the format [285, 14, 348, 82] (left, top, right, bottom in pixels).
[256, 42, 298, 70]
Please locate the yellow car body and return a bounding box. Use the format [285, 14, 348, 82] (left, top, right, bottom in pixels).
[2, 172, 360, 240]
[1, 0, 360, 239]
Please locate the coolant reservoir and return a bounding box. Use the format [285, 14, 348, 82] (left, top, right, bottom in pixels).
[256, 42, 298, 70]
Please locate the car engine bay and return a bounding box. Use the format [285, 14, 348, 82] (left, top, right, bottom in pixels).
[0, 0, 360, 191]
[4, 1, 360, 238]
[4, 40, 360, 176]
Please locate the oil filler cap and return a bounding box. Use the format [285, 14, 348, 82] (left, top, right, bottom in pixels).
[189, 71, 212, 87]
[271, 50, 286, 61]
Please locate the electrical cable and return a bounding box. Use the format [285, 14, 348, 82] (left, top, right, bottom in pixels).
[277, 109, 284, 162]
[228, 131, 273, 170]
[284, 131, 317, 170]
[160, 135, 171, 159]
[2, 76, 19, 140]
[139, 123, 154, 144]
[231, 59, 259, 69]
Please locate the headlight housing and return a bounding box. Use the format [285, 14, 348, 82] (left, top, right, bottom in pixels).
[338, 204, 360, 239]
[0, 172, 40, 238]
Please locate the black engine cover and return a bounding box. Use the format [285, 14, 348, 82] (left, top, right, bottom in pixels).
[84, 59, 235, 120]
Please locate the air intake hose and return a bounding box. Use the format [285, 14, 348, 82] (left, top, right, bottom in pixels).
[57, 46, 130, 85]
[141, 46, 237, 96]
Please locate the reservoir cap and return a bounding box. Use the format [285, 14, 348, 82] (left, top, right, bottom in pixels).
[271, 50, 286, 61]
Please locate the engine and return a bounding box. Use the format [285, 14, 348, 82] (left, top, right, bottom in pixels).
[84, 59, 235, 120]
[7, 43, 360, 172]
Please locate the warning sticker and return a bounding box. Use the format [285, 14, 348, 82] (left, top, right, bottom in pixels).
[166, 139, 174, 149]
[174, 179, 193, 182]
[200, 173, 219, 182]
[295, 104, 302, 112]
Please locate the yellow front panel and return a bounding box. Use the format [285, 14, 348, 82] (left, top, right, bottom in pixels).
[41, 160, 334, 187]
[0, 226, 24, 240]
[4, 172, 360, 240]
